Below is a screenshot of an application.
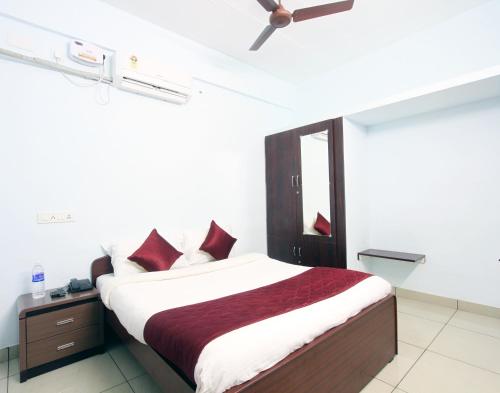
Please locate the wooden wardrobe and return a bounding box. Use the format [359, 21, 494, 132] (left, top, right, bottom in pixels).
[265, 118, 346, 268]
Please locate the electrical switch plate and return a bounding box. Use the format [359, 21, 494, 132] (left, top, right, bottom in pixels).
[37, 212, 75, 224]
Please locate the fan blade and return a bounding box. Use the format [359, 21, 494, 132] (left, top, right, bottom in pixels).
[256, 0, 279, 12]
[249, 25, 276, 51]
[293, 0, 354, 22]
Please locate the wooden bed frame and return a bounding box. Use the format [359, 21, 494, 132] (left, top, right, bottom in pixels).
[92, 256, 397, 393]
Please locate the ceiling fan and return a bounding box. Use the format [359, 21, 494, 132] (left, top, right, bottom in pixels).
[250, 0, 354, 51]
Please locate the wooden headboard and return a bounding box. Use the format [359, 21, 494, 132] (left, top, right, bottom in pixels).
[91, 256, 113, 286]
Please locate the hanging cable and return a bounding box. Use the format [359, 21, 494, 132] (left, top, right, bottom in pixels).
[55, 52, 110, 104]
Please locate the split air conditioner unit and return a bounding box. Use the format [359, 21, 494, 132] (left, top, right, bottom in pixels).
[114, 52, 192, 104]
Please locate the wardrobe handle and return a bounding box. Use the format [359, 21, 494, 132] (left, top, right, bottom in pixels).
[292, 246, 296, 256]
[297, 174, 300, 187]
[298, 247, 302, 257]
[291, 175, 295, 188]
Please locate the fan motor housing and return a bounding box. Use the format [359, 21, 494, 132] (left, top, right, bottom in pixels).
[270, 6, 292, 28]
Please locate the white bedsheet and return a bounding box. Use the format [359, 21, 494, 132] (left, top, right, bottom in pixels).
[98, 253, 392, 393]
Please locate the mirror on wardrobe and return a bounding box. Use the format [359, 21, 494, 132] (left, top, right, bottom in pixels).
[300, 131, 332, 237]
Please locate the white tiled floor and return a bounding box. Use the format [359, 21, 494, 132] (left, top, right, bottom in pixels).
[396, 312, 445, 348]
[361, 296, 500, 393]
[375, 341, 424, 387]
[128, 374, 162, 393]
[103, 383, 134, 393]
[1, 296, 499, 393]
[107, 345, 146, 381]
[8, 353, 125, 393]
[448, 310, 500, 339]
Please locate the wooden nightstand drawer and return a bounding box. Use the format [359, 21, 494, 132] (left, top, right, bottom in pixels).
[18, 288, 103, 382]
[26, 301, 101, 343]
[27, 324, 102, 368]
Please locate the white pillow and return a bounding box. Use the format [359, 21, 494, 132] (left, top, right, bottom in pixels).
[182, 223, 234, 265]
[303, 216, 320, 235]
[102, 240, 146, 277]
[182, 229, 215, 265]
[102, 232, 186, 277]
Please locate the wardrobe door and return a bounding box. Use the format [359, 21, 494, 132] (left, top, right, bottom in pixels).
[265, 131, 299, 263]
[331, 117, 347, 267]
[295, 120, 333, 239]
[295, 118, 346, 268]
[298, 238, 337, 267]
[268, 235, 298, 264]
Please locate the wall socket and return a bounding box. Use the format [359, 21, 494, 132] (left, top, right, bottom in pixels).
[37, 212, 75, 224]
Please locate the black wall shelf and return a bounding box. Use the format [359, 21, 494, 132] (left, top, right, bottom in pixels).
[357, 249, 425, 263]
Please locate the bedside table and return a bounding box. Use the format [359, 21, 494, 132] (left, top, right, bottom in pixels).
[17, 287, 104, 382]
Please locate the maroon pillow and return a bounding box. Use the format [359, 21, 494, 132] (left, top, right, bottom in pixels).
[199, 220, 237, 261]
[314, 212, 331, 236]
[128, 229, 183, 272]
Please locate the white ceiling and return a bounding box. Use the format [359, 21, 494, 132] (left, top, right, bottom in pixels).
[101, 0, 490, 84]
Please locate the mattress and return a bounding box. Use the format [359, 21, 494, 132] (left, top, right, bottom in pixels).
[97, 253, 392, 393]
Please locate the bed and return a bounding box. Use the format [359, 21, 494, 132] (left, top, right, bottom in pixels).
[92, 252, 397, 393]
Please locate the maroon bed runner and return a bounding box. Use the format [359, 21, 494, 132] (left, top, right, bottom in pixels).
[143, 267, 371, 382]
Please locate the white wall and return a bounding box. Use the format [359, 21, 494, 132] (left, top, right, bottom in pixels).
[295, 0, 500, 125]
[0, 0, 295, 348]
[357, 98, 500, 308]
[295, 1, 500, 307]
[343, 119, 370, 265]
[2, 0, 500, 349]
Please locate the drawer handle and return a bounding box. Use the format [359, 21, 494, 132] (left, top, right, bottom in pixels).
[56, 318, 74, 326]
[57, 342, 75, 351]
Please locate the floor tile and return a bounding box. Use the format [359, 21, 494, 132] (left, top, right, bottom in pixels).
[397, 298, 456, 323]
[101, 382, 134, 393]
[8, 353, 125, 393]
[397, 312, 444, 348]
[0, 349, 7, 363]
[128, 374, 162, 393]
[448, 310, 500, 339]
[0, 377, 6, 393]
[9, 358, 19, 376]
[0, 361, 7, 380]
[376, 341, 424, 386]
[359, 378, 393, 393]
[108, 345, 145, 380]
[399, 351, 500, 393]
[429, 325, 500, 374]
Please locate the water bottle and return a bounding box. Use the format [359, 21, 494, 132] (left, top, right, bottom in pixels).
[32, 264, 45, 299]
